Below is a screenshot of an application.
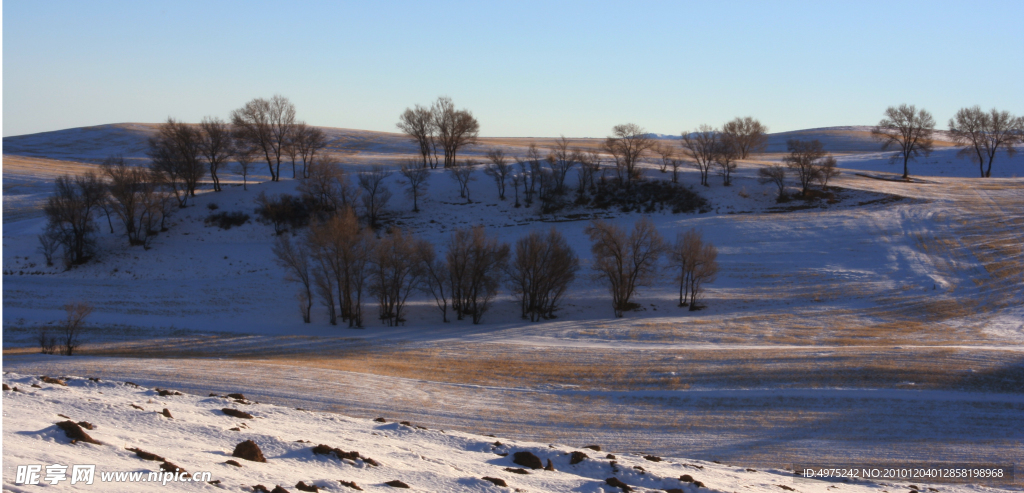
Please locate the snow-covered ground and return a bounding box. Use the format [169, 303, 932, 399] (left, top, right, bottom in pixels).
[3, 124, 1023, 490]
[2, 372, 1018, 492]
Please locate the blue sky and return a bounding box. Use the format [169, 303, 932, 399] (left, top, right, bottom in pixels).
[3, 0, 1022, 137]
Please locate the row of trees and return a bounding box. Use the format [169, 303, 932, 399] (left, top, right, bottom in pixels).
[873, 104, 1023, 179]
[397, 97, 480, 169]
[273, 211, 719, 325]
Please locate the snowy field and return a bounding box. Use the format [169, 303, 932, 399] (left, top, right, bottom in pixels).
[3, 124, 1023, 490]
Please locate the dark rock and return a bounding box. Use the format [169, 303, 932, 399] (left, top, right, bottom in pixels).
[56, 421, 101, 445]
[124, 381, 140, 387]
[338, 480, 362, 490]
[89, 377, 100, 382]
[2, 384, 9, 391]
[399, 421, 412, 426]
[570, 451, 589, 465]
[644, 455, 663, 462]
[225, 460, 242, 467]
[131, 404, 144, 410]
[374, 417, 387, 423]
[512, 451, 543, 469]
[232, 440, 266, 462]
[503, 468, 529, 474]
[384, 480, 410, 488]
[228, 393, 246, 399]
[161, 408, 173, 418]
[160, 461, 186, 474]
[680, 475, 695, 483]
[605, 477, 632, 492]
[909, 486, 919, 491]
[482, 477, 507, 487]
[777, 486, 794, 491]
[296, 481, 319, 492]
[127, 447, 165, 461]
[694, 481, 706, 488]
[209, 480, 221, 485]
[31, 383, 41, 388]
[41, 376, 67, 386]
[747, 468, 757, 472]
[77, 421, 95, 430]
[606, 454, 616, 460]
[229, 427, 241, 431]
[271, 487, 290, 493]
[210, 393, 220, 397]
[157, 389, 181, 396]
[584, 444, 601, 451]
[222, 408, 254, 419]
[666, 489, 685, 493]
[544, 459, 555, 471]
[253, 486, 270, 492]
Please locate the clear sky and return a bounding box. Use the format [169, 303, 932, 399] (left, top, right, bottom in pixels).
[3, 0, 1022, 138]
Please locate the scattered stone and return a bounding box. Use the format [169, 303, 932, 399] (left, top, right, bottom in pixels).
[131, 404, 144, 410]
[2, 384, 9, 391]
[605, 477, 632, 492]
[12, 387, 21, 392]
[338, 479, 363, 490]
[41, 376, 67, 386]
[209, 393, 220, 397]
[644, 455, 663, 462]
[928, 489, 939, 492]
[296, 439, 310, 443]
[232, 440, 266, 462]
[584, 444, 601, 451]
[209, 480, 221, 485]
[222, 408, 254, 419]
[666, 489, 685, 493]
[569, 451, 589, 465]
[496, 452, 508, 457]
[253, 485, 270, 492]
[229, 427, 241, 431]
[384, 480, 410, 488]
[31, 383, 41, 388]
[228, 393, 246, 399]
[127, 447, 165, 461]
[544, 459, 555, 471]
[271, 487, 290, 493]
[400, 421, 412, 426]
[161, 408, 173, 418]
[493, 441, 503, 447]
[88, 377, 100, 382]
[160, 461, 186, 474]
[373, 417, 386, 423]
[482, 477, 507, 487]
[225, 460, 242, 467]
[503, 468, 529, 475]
[124, 381, 140, 387]
[512, 451, 543, 470]
[77, 421, 95, 430]
[58, 413, 72, 419]
[156, 388, 181, 396]
[296, 481, 319, 492]
[311, 444, 379, 466]
[680, 475, 695, 483]
[695, 481, 706, 488]
[684, 464, 704, 470]
[56, 420, 101, 445]
[747, 468, 757, 472]
[606, 454, 617, 460]
[777, 486, 795, 491]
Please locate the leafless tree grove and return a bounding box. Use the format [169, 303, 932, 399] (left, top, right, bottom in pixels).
[399, 161, 431, 212]
[357, 165, 393, 228]
[484, 148, 512, 200]
[100, 155, 162, 247]
[721, 117, 768, 159]
[59, 301, 94, 356]
[669, 229, 719, 310]
[507, 228, 579, 321]
[783, 139, 833, 196]
[433, 97, 480, 168]
[681, 125, 718, 186]
[43, 172, 105, 267]
[231, 95, 297, 181]
[446, 226, 510, 324]
[149, 118, 206, 207]
[585, 217, 665, 317]
[758, 163, 787, 200]
[871, 104, 935, 179]
[449, 159, 477, 203]
[397, 104, 440, 169]
[948, 106, 1019, 178]
[273, 234, 314, 323]
[199, 116, 234, 192]
[604, 124, 656, 184]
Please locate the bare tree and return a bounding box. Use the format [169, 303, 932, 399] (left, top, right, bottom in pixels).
[584, 217, 665, 317]
[721, 117, 768, 159]
[604, 124, 655, 184]
[291, 123, 328, 179]
[449, 159, 477, 203]
[149, 118, 206, 206]
[949, 106, 1019, 178]
[199, 116, 234, 192]
[687, 239, 718, 310]
[231, 95, 296, 181]
[397, 104, 439, 169]
[101, 155, 160, 247]
[871, 104, 935, 179]
[653, 143, 675, 173]
[510, 171, 523, 208]
[714, 134, 741, 186]
[234, 143, 257, 191]
[507, 228, 579, 321]
[300, 156, 357, 215]
[358, 165, 393, 228]
[784, 139, 831, 196]
[370, 228, 425, 326]
[433, 97, 479, 168]
[446, 226, 510, 324]
[308, 208, 373, 327]
[273, 234, 314, 323]
[517, 144, 543, 205]
[757, 164, 787, 201]
[669, 155, 684, 184]
[669, 229, 719, 310]
[44, 173, 105, 267]
[818, 155, 840, 190]
[399, 161, 430, 212]
[484, 148, 512, 199]
[59, 301, 93, 356]
[418, 240, 451, 322]
[681, 125, 718, 186]
[547, 136, 578, 193]
[576, 150, 601, 193]
[38, 225, 60, 267]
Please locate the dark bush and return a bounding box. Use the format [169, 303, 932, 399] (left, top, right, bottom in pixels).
[589, 178, 709, 214]
[255, 192, 313, 235]
[205, 211, 250, 230]
[207, 202, 220, 211]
